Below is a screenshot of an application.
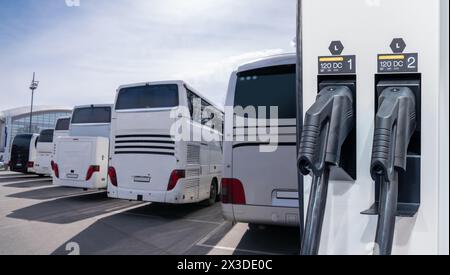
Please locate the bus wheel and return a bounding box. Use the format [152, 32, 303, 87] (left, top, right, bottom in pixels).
[248, 224, 266, 231]
[206, 181, 218, 206]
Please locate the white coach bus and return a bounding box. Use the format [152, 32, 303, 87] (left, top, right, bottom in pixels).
[34, 129, 55, 176]
[108, 81, 223, 205]
[221, 54, 300, 227]
[52, 105, 112, 189]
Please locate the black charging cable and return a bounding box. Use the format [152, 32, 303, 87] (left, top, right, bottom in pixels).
[298, 86, 354, 255]
[370, 87, 416, 255]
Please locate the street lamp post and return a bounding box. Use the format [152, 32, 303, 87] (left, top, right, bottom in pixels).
[29, 72, 39, 133]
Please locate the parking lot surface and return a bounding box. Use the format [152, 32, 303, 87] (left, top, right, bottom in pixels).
[0, 171, 300, 255]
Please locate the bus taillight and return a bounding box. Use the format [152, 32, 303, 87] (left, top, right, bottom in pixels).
[27, 161, 34, 168]
[86, 165, 100, 181]
[108, 167, 118, 187]
[167, 170, 186, 191]
[221, 178, 246, 205]
[53, 162, 60, 178]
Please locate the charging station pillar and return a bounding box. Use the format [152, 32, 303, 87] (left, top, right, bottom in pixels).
[299, 0, 448, 254]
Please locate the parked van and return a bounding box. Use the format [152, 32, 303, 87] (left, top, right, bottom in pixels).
[221, 54, 300, 226]
[9, 134, 39, 174]
[52, 105, 112, 189]
[34, 129, 54, 176]
[108, 81, 223, 205]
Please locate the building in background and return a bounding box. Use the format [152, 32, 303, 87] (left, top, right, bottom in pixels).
[0, 106, 72, 162]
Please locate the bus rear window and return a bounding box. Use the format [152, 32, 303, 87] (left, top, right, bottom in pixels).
[116, 84, 179, 110]
[12, 135, 32, 150]
[55, 118, 70, 131]
[234, 65, 296, 119]
[71, 107, 112, 124]
[38, 130, 54, 143]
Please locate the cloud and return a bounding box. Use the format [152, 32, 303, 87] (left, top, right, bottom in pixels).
[174, 49, 287, 106]
[0, 0, 296, 110]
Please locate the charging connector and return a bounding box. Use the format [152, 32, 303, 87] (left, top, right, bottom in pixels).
[298, 85, 354, 255]
[371, 86, 417, 255]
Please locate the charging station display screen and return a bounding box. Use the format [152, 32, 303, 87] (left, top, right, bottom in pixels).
[234, 65, 296, 119]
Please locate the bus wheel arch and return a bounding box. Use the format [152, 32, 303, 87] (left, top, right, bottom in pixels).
[206, 178, 219, 205]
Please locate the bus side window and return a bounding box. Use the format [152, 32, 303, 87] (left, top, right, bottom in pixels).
[186, 90, 194, 120]
[202, 100, 216, 126]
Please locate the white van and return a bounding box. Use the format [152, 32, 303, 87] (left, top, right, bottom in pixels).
[34, 129, 54, 176]
[221, 54, 300, 226]
[52, 105, 112, 189]
[108, 81, 223, 205]
[8, 134, 38, 174]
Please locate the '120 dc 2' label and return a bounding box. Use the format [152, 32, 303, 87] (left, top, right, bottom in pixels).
[378, 53, 419, 73]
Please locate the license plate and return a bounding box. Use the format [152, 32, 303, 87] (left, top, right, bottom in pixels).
[134, 176, 151, 183]
[66, 173, 79, 179]
[16, 163, 22, 167]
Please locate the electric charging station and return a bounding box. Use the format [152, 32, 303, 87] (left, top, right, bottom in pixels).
[298, 0, 449, 254]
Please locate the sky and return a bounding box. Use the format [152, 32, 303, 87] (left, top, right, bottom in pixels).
[0, 0, 296, 110]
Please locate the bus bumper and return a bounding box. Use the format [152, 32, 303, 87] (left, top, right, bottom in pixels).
[222, 204, 300, 227]
[53, 178, 107, 190]
[108, 185, 199, 204]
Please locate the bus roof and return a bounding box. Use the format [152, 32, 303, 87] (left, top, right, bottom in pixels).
[116, 80, 223, 113]
[56, 116, 71, 121]
[237, 53, 296, 73]
[72, 104, 113, 110]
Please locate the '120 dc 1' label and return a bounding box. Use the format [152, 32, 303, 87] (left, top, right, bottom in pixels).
[318, 55, 356, 75]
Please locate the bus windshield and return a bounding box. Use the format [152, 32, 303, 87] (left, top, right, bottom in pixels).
[55, 118, 70, 131]
[71, 107, 111, 124]
[116, 84, 179, 110]
[38, 130, 54, 143]
[234, 65, 296, 119]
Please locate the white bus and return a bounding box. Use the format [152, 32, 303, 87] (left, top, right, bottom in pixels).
[34, 129, 54, 176]
[108, 81, 223, 205]
[52, 105, 112, 189]
[27, 134, 40, 174]
[221, 54, 300, 227]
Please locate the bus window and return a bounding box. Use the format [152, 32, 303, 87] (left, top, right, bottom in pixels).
[187, 90, 202, 123]
[71, 107, 112, 124]
[12, 135, 32, 153]
[116, 84, 179, 110]
[201, 100, 211, 125]
[186, 89, 195, 120]
[55, 118, 70, 131]
[234, 65, 296, 119]
[38, 130, 54, 143]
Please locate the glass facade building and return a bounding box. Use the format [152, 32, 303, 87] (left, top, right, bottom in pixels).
[0, 106, 72, 160]
[8, 111, 72, 145]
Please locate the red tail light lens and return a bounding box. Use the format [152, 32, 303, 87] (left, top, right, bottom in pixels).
[108, 167, 118, 187]
[86, 165, 100, 181]
[53, 163, 60, 178]
[167, 170, 186, 191]
[221, 178, 246, 205]
[27, 161, 34, 168]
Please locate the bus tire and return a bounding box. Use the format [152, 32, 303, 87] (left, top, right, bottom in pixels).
[248, 223, 266, 231]
[206, 180, 218, 206]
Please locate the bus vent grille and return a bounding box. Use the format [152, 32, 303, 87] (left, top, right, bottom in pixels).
[185, 169, 200, 188]
[187, 144, 200, 164]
